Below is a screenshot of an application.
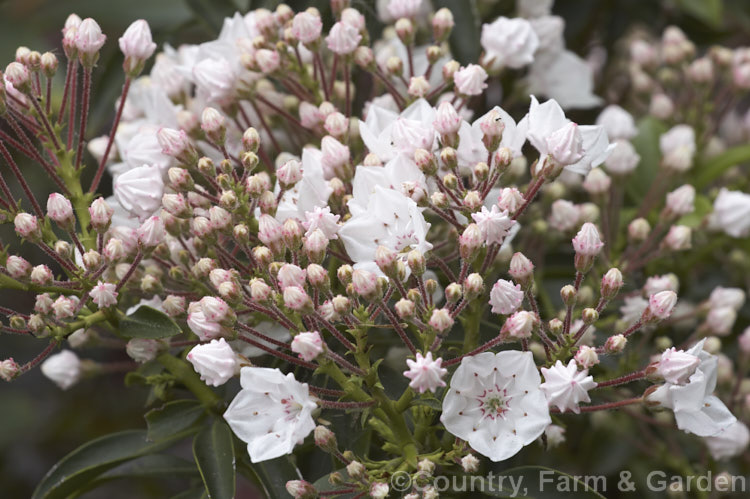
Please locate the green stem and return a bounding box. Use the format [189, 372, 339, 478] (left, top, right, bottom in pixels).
[157, 353, 223, 411]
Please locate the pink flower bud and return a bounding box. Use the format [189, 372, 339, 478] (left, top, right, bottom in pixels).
[739, 327, 750, 355]
[299, 101, 324, 129]
[52, 295, 78, 319]
[572, 223, 604, 256]
[429, 308, 454, 333]
[278, 264, 307, 290]
[292, 331, 324, 362]
[4, 62, 30, 90]
[0, 358, 19, 381]
[434, 101, 461, 135]
[14, 213, 41, 239]
[249, 278, 272, 302]
[325, 22, 361, 55]
[574, 345, 599, 369]
[306, 264, 329, 288]
[497, 187, 524, 214]
[663, 225, 691, 251]
[664, 184, 695, 218]
[604, 334, 627, 353]
[137, 216, 165, 247]
[6, 255, 31, 278]
[277, 159, 303, 186]
[208, 206, 232, 231]
[258, 214, 284, 249]
[387, 0, 422, 19]
[489, 279, 524, 315]
[502, 310, 536, 339]
[600, 268, 623, 300]
[157, 127, 192, 159]
[46, 193, 75, 227]
[283, 285, 313, 312]
[582, 168, 611, 195]
[286, 480, 317, 499]
[341, 8, 365, 30]
[255, 48, 280, 73]
[546, 122, 584, 166]
[292, 11, 322, 44]
[321, 135, 350, 172]
[657, 347, 700, 384]
[324, 112, 349, 137]
[88, 197, 113, 231]
[90, 281, 118, 308]
[187, 338, 238, 386]
[119, 19, 156, 74]
[459, 223, 483, 260]
[453, 64, 488, 96]
[352, 269, 379, 298]
[509, 252, 534, 285]
[408, 76, 430, 97]
[432, 8, 454, 41]
[644, 290, 678, 321]
[76, 18, 106, 65]
[200, 107, 226, 142]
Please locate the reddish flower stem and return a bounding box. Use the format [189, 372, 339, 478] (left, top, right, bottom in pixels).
[89, 77, 131, 193]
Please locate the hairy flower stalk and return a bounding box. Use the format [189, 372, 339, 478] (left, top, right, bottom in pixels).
[1, 4, 750, 497]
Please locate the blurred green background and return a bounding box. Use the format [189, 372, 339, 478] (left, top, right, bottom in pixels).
[2, 0, 750, 497]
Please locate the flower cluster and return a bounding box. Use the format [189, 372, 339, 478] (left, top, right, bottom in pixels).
[2, 1, 750, 497]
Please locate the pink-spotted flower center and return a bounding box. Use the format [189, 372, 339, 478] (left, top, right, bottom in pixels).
[477, 386, 511, 421]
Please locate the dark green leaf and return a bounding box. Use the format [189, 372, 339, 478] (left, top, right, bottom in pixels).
[146, 400, 207, 442]
[239, 455, 301, 499]
[693, 144, 750, 189]
[433, 0, 480, 64]
[183, 0, 242, 34]
[78, 454, 199, 495]
[193, 419, 236, 499]
[120, 305, 182, 339]
[171, 488, 209, 499]
[410, 397, 443, 411]
[676, 0, 723, 27]
[32, 430, 181, 499]
[627, 117, 667, 203]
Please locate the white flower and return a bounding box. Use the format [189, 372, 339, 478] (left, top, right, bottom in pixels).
[704, 421, 750, 460]
[41, 350, 82, 390]
[604, 139, 640, 175]
[527, 50, 602, 109]
[709, 287, 745, 311]
[224, 367, 317, 463]
[403, 352, 447, 394]
[660, 125, 696, 171]
[187, 338, 238, 386]
[457, 106, 528, 169]
[471, 206, 515, 245]
[481, 17, 539, 70]
[595, 105, 637, 140]
[303, 206, 340, 239]
[275, 148, 333, 222]
[529, 16, 565, 53]
[441, 351, 551, 462]
[489, 279, 524, 315]
[113, 164, 164, 221]
[710, 188, 750, 238]
[657, 347, 700, 384]
[339, 186, 432, 275]
[360, 98, 436, 161]
[647, 340, 736, 437]
[540, 360, 597, 414]
[524, 96, 612, 176]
